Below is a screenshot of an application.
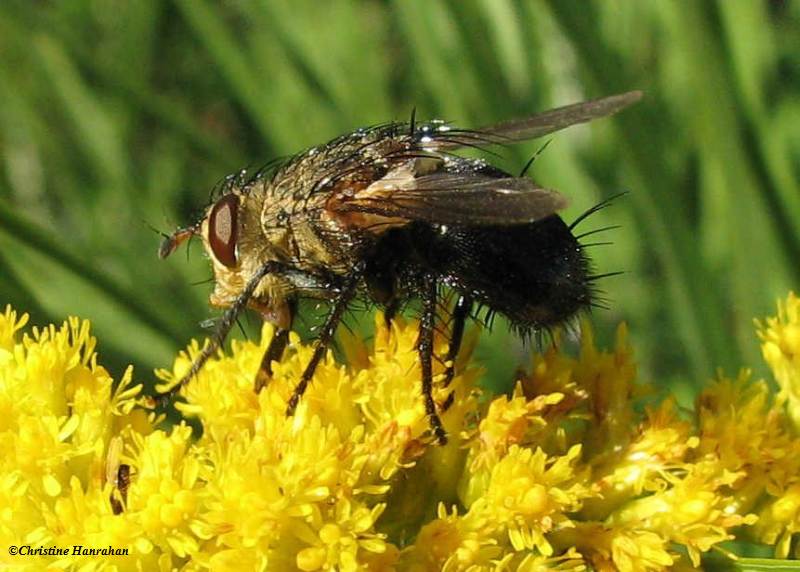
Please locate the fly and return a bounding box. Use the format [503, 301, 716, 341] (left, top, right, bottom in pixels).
[159, 91, 642, 444]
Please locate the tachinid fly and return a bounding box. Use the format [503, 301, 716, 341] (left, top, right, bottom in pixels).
[160, 91, 642, 443]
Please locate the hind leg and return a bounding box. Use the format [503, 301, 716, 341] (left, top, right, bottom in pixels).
[440, 294, 472, 412]
[418, 274, 447, 445]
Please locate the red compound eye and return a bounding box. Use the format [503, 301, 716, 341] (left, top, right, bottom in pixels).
[208, 194, 239, 267]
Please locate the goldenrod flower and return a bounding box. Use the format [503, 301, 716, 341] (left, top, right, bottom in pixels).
[7, 295, 800, 570]
[757, 291, 800, 429]
[0, 307, 150, 570]
[474, 444, 590, 553]
[582, 398, 698, 520]
[405, 444, 588, 570]
[558, 522, 673, 572]
[752, 292, 800, 557]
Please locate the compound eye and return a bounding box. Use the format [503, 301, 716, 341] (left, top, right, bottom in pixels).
[208, 194, 239, 267]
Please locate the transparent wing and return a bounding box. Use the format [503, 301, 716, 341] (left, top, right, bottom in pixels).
[430, 90, 642, 150]
[331, 172, 568, 226]
[330, 91, 641, 228]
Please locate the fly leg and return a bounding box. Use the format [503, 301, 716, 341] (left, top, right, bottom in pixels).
[440, 294, 472, 412]
[285, 264, 364, 416]
[419, 274, 447, 445]
[159, 261, 327, 406]
[384, 298, 401, 329]
[254, 329, 289, 391]
[364, 247, 400, 329]
[253, 299, 296, 392]
[158, 260, 291, 406]
[444, 295, 472, 387]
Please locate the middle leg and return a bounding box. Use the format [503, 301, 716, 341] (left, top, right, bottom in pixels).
[254, 299, 297, 392]
[285, 265, 364, 416]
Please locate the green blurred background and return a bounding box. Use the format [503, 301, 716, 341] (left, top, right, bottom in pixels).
[0, 1, 798, 402]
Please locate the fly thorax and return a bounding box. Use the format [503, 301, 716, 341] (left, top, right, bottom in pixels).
[292, 215, 355, 273]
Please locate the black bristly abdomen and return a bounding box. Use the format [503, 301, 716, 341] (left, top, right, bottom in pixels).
[402, 216, 591, 334]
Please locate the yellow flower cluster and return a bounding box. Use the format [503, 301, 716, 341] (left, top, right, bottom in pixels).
[4, 293, 800, 570]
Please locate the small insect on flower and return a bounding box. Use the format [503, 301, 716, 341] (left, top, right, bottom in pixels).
[160, 91, 642, 443]
[106, 436, 131, 515]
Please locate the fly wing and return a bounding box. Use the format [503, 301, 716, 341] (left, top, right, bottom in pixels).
[329, 92, 641, 229]
[430, 90, 642, 150]
[330, 171, 568, 227]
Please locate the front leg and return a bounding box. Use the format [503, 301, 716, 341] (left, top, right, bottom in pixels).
[159, 261, 322, 405]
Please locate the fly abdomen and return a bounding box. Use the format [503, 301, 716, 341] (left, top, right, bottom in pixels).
[425, 217, 591, 333]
